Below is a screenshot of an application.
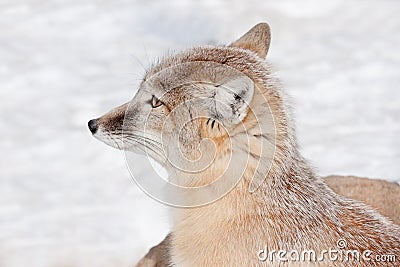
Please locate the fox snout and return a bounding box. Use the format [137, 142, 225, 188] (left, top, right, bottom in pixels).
[88, 102, 130, 150]
[88, 119, 98, 134]
[88, 102, 128, 132]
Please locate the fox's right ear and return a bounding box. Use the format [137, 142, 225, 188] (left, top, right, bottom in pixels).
[205, 75, 254, 127]
[229, 23, 271, 58]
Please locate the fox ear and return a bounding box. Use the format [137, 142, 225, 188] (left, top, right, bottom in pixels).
[207, 76, 254, 126]
[229, 23, 271, 58]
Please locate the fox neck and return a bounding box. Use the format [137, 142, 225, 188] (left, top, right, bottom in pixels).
[166, 75, 346, 232]
[168, 82, 335, 221]
[170, 143, 330, 218]
[169, 140, 345, 254]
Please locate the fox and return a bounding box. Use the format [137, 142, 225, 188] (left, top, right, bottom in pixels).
[88, 23, 400, 266]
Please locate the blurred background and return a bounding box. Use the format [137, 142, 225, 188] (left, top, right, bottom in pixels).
[0, 0, 399, 266]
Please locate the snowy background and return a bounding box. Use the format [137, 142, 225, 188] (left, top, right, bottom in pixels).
[0, 0, 399, 266]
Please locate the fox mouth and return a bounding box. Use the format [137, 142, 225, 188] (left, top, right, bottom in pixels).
[88, 119, 124, 150]
[88, 119, 165, 160]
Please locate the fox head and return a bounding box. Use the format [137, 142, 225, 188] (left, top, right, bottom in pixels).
[89, 23, 292, 196]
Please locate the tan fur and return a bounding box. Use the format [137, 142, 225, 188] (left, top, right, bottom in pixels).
[135, 176, 400, 267]
[230, 23, 271, 58]
[91, 23, 400, 266]
[324, 176, 400, 226]
[136, 234, 172, 267]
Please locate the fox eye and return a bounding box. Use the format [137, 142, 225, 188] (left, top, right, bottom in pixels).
[151, 95, 163, 108]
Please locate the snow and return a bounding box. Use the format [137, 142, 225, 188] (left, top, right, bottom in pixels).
[0, 0, 399, 266]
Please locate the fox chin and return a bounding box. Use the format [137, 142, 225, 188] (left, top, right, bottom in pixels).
[89, 23, 400, 266]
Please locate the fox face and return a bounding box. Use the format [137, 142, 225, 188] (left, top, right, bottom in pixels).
[89, 23, 279, 194]
[90, 62, 255, 159]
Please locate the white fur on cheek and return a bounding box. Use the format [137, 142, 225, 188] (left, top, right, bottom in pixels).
[93, 129, 123, 150]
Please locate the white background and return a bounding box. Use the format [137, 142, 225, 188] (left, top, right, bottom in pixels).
[0, 0, 399, 266]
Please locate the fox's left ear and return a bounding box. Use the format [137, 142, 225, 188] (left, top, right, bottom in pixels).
[207, 75, 254, 127]
[229, 23, 271, 58]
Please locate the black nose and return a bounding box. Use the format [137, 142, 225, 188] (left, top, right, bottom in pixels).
[88, 119, 98, 134]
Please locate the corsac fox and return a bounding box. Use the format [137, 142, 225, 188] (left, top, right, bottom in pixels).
[89, 23, 400, 266]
